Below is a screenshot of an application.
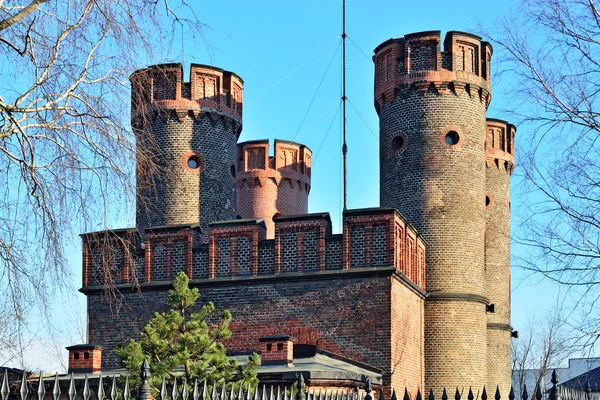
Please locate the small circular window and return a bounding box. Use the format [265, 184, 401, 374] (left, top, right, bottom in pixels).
[187, 156, 201, 169]
[181, 151, 204, 172]
[392, 136, 404, 151]
[445, 131, 460, 145]
[485, 193, 493, 208]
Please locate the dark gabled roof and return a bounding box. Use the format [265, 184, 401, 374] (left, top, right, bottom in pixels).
[561, 366, 600, 391]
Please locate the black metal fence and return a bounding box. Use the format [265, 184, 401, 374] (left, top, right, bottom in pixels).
[0, 361, 592, 400]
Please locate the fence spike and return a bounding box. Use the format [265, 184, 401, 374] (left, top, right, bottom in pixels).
[193, 380, 200, 400]
[482, 387, 488, 400]
[160, 378, 168, 400]
[252, 384, 259, 400]
[237, 381, 243, 400]
[135, 359, 152, 400]
[83, 375, 91, 400]
[442, 388, 448, 400]
[67, 373, 76, 400]
[182, 379, 189, 400]
[98, 374, 105, 400]
[365, 379, 373, 400]
[534, 385, 542, 400]
[428, 389, 434, 400]
[261, 385, 266, 400]
[285, 386, 289, 400]
[296, 374, 306, 400]
[402, 388, 408, 400]
[586, 382, 591, 400]
[52, 373, 61, 400]
[549, 370, 561, 400]
[21, 371, 31, 400]
[495, 387, 501, 400]
[203, 380, 208, 400]
[220, 383, 226, 400]
[277, 386, 282, 400]
[173, 377, 179, 400]
[455, 388, 461, 400]
[246, 382, 252, 400]
[38, 373, 46, 400]
[211, 381, 217, 400]
[229, 382, 236, 400]
[1, 370, 8, 400]
[416, 388, 422, 400]
[508, 388, 514, 400]
[110, 376, 117, 400]
[467, 388, 473, 400]
[522, 385, 528, 400]
[124, 376, 131, 400]
[269, 386, 274, 400]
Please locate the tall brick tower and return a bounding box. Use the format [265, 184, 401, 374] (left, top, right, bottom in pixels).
[485, 118, 515, 394]
[374, 31, 510, 392]
[131, 64, 243, 240]
[236, 139, 312, 238]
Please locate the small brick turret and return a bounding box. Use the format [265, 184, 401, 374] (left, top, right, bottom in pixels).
[374, 31, 496, 392]
[485, 118, 515, 394]
[236, 139, 311, 238]
[131, 63, 244, 241]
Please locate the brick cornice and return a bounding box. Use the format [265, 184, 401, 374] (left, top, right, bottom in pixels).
[426, 291, 490, 305]
[80, 266, 418, 293]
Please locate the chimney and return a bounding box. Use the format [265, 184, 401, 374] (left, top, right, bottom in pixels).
[258, 335, 295, 366]
[66, 344, 102, 373]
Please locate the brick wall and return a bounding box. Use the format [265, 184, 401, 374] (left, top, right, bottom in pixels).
[82, 208, 427, 389]
[86, 270, 425, 389]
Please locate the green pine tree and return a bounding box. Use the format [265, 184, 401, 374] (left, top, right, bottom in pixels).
[116, 272, 259, 389]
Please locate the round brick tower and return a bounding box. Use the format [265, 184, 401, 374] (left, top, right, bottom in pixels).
[131, 63, 243, 241]
[236, 139, 311, 238]
[485, 118, 515, 394]
[374, 31, 494, 391]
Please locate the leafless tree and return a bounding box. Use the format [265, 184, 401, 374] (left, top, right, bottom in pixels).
[512, 312, 572, 397]
[0, 0, 208, 363]
[484, 0, 600, 348]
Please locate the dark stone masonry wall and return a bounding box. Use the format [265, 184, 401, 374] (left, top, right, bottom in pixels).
[86, 272, 425, 389]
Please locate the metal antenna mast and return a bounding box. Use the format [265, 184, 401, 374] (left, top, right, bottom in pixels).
[342, 0, 348, 211]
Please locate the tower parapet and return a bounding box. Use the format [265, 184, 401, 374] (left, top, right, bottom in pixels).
[131, 63, 243, 240]
[374, 31, 492, 112]
[486, 119, 515, 174]
[236, 139, 312, 238]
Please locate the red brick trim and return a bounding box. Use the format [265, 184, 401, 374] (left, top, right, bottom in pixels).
[186, 234, 193, 278]
[181, 150, 205, 173]
[439, 125, 464, 150]
[144, 241, 152, 282]
[485, 192, 493, 209]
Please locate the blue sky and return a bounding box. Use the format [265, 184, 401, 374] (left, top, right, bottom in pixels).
[11, 0, 569, 371]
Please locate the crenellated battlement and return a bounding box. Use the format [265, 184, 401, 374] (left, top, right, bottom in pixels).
[237, 139, 311, 180]
[130, 63, 244, 128]
[81, 208, 426, 292]
[485, 118, 516, 174]
[236, 139, 312, 238]
[373, 31, 492, 111]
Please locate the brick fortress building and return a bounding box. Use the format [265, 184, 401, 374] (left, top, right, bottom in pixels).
[79, 30, 515, 395]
